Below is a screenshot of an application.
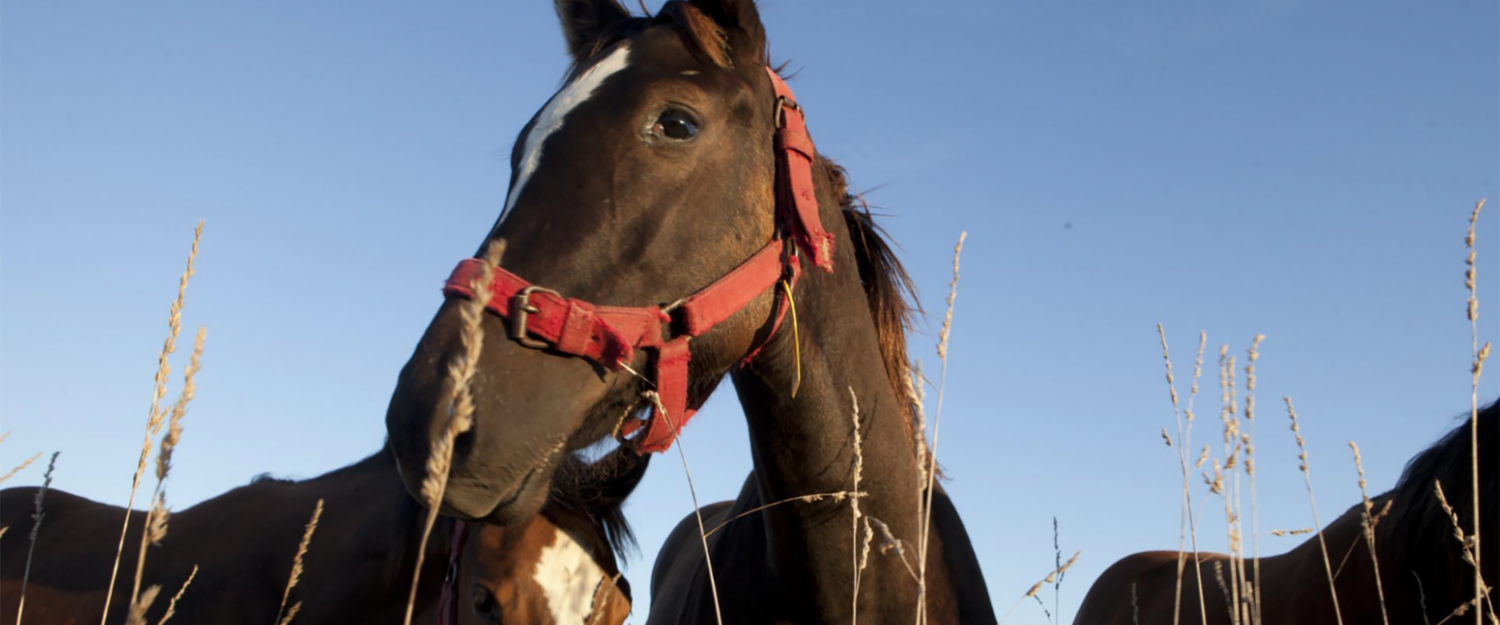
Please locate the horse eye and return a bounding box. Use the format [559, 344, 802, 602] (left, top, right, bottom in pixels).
[651, 109, 698, 141]
[472, 587, 497, 617]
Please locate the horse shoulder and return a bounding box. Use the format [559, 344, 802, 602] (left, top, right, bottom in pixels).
[649, 500, 735, 604]
[645, 500, 738, 623]
[925, 484, 998, 624]
[1074, 551, 1185, 625]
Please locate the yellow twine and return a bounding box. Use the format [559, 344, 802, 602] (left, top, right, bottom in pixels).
[781, 280, 801, 398]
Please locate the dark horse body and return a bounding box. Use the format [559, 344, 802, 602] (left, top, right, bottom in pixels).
[383, 0, 994, 621]
[644, 167, 996, 624]
[0, 448, 642, 625]
[1074, 401, 1498, 625]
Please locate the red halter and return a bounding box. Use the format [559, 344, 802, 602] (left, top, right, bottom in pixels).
[438, 520, 473, 625]
[442, 68, 830, 454]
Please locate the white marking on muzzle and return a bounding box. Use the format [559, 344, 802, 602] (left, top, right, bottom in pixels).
[495, 44, 633, 228]
[534, 528, 608, 623]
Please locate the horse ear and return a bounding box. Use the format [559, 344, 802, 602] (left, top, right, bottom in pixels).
[684, 0, 767, 68]
[555, 0, 633, 62]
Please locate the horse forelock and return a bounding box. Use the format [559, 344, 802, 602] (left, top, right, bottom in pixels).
[1387, 400, 1497, 589]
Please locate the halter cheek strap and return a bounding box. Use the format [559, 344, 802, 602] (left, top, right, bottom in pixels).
[441, 67, 830, 454]
[439, 520, 472, 625]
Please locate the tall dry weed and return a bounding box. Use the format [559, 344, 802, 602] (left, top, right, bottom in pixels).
[401, 239, 504, 625]
[275, 499, 324, 625]
[0, 452, 41, 486]
[647, 390, 723, 625]
[1243, 336, 1265, 625]
[130, 327, 206, 609]
[102, 221, 203, 625]
[1348, 442, 1390, 625]
[997, 551, 1080, 625]
[15, 451, 59, 625]
[1158, 325, 1209, 625]
[1463, 199, 1489, 625]
[155, 565, 198, 625]
[1285, 397, 1343, 625]
[850, 387, 867, 624]
[918, 231, 965, 625]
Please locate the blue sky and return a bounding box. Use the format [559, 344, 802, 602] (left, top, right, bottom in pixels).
[2, 1, 1496, 622]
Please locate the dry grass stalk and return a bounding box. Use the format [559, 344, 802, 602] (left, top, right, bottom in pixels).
[866, 516, 919, 581]
[647, 390, 724, 625]
[700, 490, 868, 538]
[918, 231, 966, 625]
[997, 551, 1080, 625]
[275, 499, 323, 625]
[1414, 572, 1434, 625]
[131, 327, 206, 608]
[1214, 561, 1232, 614]
[1158, 325, 1210, 625]
[156, 328, 204, 484]
[0, 431, 9, 446]
[0, 452, 41, 486]
[1348, 442, 1390, 625]
[16, 451, 59, 625]
[1464, 198, 1488, 625]
[1243, 335, 1265, 625]
[124, 586, 161, 625]
[275, 604, 302, 625]
[1132, 582, 1141, 625]
[1053, 518, 1066, 624]
[1269, 528, 1314, 537]
[1214, 345, 1245, 625]
[1433, 481, 1497, 623]
[1285, 397, 1344, 625]
[849, 387, 866, 624]
[155, 564, 197, 625]
[401, 240, 504, 625]
[906, 360, 930, 496]
[102, 221, 203, 625]
[858, 520, 875, 587]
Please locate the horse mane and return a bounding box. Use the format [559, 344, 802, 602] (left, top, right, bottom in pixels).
[248, 472, 292, 485]
[1386, 399, 1497, 588]
[547, 446, 649, 562]
[818, 157, 925, 450]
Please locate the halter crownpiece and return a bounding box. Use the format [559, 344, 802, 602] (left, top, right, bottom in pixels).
[442, 67, 831, 454]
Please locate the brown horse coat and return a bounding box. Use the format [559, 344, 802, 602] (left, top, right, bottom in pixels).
[1, 447, 641, 625]
[1074, 401, 1498, 625]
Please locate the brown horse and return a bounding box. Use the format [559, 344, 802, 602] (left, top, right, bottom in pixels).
[644, 165, 996, 624]
[381, 0, 995, 621]
[0, 447, 643, 625]
[1074, 400, 1497, 625]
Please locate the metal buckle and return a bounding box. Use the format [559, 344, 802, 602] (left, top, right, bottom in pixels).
[511, 285, 561, 349]
[773, 96, 801, 129]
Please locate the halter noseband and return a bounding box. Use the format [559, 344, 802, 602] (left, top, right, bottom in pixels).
[442, 68, 832, 455]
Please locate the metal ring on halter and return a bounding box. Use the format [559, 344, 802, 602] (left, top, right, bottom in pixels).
[510, 285, 562, 349]
[773, 95, 801, 129]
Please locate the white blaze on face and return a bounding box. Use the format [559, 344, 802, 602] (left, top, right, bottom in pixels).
[496, 44, 633, 226]
[534, 528, 608, 624]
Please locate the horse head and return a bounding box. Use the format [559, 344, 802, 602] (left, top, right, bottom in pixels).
[386, 0, 816, 523]
[459, 449, 647, 625]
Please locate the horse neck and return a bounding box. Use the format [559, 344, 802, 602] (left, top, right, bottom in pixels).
[1251, 498, 1390, 624]
[275, 451, 450, 620]
[729, 227, 939, 619]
